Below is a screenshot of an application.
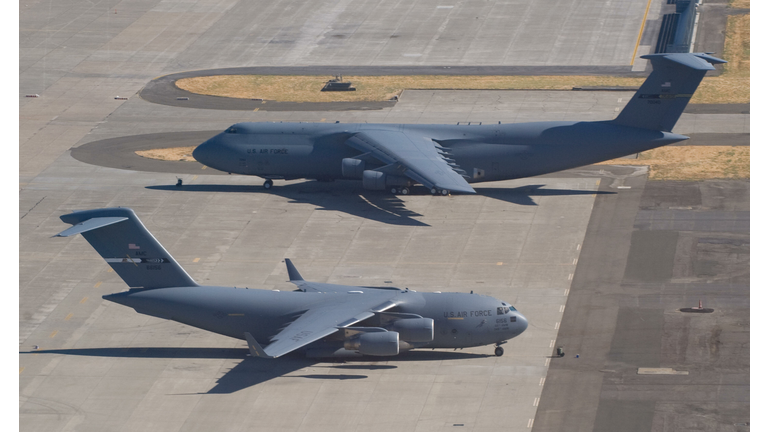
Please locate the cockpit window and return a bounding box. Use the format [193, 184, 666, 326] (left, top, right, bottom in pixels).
[225, 126, 237, 134]
[497, 307, 510, 315]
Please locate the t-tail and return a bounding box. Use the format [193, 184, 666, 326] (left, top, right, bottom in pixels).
[612, 53, 726, 132]
[56, 208, 198, 289]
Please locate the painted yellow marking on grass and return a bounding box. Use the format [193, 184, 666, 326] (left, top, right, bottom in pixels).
[193, 258, 200, 263]
[94, 281, 102, 288]
[64, 313, 73, 321]
[49, 330, 58, 338]
[80, 297, 88, 304]
[631, 0, 654, 64]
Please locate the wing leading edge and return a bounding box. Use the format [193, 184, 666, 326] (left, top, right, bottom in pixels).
[346, 130, 476, 194]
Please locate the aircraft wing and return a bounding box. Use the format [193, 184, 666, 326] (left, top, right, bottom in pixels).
[245, 291, 398, 359]
[346, 130, 476, 194]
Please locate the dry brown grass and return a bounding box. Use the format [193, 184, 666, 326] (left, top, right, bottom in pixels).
[729, 0, 749, 9]
[136, 146, 196, 161]
[176, 13, 750, 105]
[597, 146, 750, 180]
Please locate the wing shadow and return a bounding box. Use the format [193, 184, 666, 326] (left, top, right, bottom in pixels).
[146, 181, 428, 227]
[474, 184, 614, 206]
[21, 347, 491, 393]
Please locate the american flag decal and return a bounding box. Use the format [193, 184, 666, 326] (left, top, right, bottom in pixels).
[661, 82, 671, 88]
[128, 243, 140, 250]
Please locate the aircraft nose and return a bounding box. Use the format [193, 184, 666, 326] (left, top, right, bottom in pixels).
[192, 138, 216, 166]
[515, 313, 528, 335]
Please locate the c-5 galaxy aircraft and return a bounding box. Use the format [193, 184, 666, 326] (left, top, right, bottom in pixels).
[56, 208, 527, 358]
[192, 53, 724, 195]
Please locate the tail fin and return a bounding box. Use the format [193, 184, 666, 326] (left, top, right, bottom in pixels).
[612, 53, 726, 132]
[56, 208, 198, 289]
[285, 258, 304, 281]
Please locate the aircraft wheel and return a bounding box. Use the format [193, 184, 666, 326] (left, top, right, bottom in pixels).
[494, 346, 504, 357]
[441, 189, 449, 196]
[400, 187, 409, 195]
[430, 188, 438, 195]
[390, 187, 399, 194]
[263, 179, 273, 189]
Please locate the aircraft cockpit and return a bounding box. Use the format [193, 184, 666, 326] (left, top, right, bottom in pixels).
[225, 126, 238, 133]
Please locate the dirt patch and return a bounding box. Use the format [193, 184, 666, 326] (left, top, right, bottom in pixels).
[597, 146, 750, 180]
[729, 0, 749, 9]
[136, 146, 197, 162]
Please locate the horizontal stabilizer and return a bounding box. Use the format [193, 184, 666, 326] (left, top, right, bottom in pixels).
[55, 217, 128, 237]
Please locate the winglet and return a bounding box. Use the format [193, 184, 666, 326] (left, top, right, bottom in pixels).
[285, 259, 304, 281]
[245, 332, 276, 358]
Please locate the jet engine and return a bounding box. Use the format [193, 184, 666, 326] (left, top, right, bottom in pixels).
[344, 330, 400, 356]
[362, 170, 410, 191]
[392, 318, 434, 342]
[341, 158, 365, 179]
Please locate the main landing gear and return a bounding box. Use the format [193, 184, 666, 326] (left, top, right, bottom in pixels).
[494, 341, 507, 357]
[263, 179, 273, 189]
[390, 187, 410, 195]
[430, 188, 449, 196]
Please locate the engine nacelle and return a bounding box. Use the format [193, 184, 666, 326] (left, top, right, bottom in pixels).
[362, 170, 410, 190]
[392, 318, 434, 343]
[344, 331, 400, 356]
[341, 158, 365, 179]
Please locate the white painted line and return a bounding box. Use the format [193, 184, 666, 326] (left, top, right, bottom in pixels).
[617, 186, 631, 189]
[555, 322, 560, 330]
[528, 418, 534, 428]
[576, 243, 581, 251]
[637, 368, 689, 375]
[549, 340, 555, 348]
[572, 258, 578, 265]
[533, 397, 539, 406]
[437, 5, 454, 8]
[559, 305, 565, 313]
[539, 377, 546, 386]
[568, 273, 573, 281]
[545, 358, 550, 367]
[564, 288, 570, 296]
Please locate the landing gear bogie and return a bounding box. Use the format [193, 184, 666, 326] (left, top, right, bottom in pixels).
[390, 187, 410, 195]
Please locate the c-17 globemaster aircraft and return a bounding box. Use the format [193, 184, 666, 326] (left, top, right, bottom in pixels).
[193, 53, 725, 195]
[56, 208, 528, 358]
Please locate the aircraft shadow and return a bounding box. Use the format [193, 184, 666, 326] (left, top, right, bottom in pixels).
[474, 184, 613, 206]
[22, 347, 491, 393]
[146, 182, 428, 227]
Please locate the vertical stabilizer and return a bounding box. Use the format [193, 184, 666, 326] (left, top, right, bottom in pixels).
[612, 53, 725, 132]
[57, 208, 198, 289]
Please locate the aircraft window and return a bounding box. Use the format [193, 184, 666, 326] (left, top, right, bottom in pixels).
[497, 307, 510, 315]
[225, 126, 237, 133]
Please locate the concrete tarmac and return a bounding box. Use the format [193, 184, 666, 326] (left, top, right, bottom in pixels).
[20, 1, 749, 431]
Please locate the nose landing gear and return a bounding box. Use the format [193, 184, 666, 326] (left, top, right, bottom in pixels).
[263, 179, 274, 189]
[494, 341, 507, 357]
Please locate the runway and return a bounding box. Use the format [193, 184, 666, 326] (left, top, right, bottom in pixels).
[19, 1, 749, 431]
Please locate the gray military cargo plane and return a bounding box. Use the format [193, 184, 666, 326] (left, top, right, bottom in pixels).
[56, 208, 528, 358]
[192, 53, 725, 195]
